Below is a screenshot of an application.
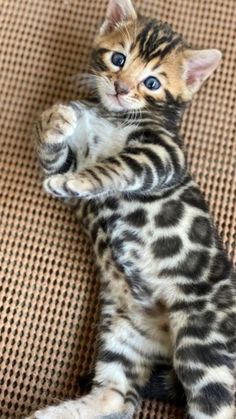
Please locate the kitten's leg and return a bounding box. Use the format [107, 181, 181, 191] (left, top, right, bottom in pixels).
[35, 102, 83, 176]
[26, 302, 167, 419]
[171, 310, 235, 419]
[42, 132, 185, 198]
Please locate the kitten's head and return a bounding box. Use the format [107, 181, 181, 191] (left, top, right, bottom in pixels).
[92, 0, 221, 112]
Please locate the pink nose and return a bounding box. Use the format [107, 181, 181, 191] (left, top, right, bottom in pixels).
[114, 81, 129, 95]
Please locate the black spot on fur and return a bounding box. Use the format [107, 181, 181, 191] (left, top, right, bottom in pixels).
[177, 365, 204, 386]
[187, 311, 216, 330]
[171, 299, 207, 312]
[155, 199, 184, 227]
[192, 383, 234, 416]
[189, 216, 213, 246]
[218, 312, 236, 338]
[140, 365, 186, 406]
[228, 337, 236, 354]
[179, 251, 209, 278]
[103, 197, 119, 210]
[97, 216, 108, 232]
[177, 324, 210, 343]
[176, 342, 234, 369]
[106, 214, 120, 229]
[179, 281, 212, 296]
[181, 186, 208, 211]
[97, 238, 108, 257]
[202, 310, 216, 324]
[125, 208, 148, 227]
[93, 135, 100, 144]
[210, 251, 232, 283]
[161, 250, 209, 280]
[213, 284, 233, 309]
[152, 236, 182, 258]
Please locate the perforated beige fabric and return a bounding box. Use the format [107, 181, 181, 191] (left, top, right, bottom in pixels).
[0, 0, 235, 418]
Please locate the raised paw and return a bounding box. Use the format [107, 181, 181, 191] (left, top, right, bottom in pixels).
[35, 103, 79, 146]
[43, 173, 96, 198]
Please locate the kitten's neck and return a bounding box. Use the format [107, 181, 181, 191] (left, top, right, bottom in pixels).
[145, 93, 187, 135]
[97, 97, 186, 136]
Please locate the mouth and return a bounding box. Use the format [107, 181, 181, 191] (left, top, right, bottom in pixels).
[101, 91, 142, 112]
[105, 94, 127, 111]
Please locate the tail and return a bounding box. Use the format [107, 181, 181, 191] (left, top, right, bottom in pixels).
[78, 365, 186, 407]
[139, 364, 186, 407]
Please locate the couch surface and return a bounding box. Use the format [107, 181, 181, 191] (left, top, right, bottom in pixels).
[1, 0, 235, 418]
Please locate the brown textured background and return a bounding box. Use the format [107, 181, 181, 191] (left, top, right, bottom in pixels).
[0, 0, 235, 418]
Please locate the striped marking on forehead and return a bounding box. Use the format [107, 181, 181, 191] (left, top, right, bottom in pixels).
[136, 20, 183, 61]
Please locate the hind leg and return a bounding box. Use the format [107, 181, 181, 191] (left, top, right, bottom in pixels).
[171, 309, 235, 419]
[26, 301, 161, 419]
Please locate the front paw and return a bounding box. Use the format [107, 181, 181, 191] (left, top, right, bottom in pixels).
[35, 104, 78, 146]
[43, 173, 98, 198]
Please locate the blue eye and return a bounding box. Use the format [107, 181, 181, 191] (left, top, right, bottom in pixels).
[144, 76, 161, 91]
[111, 52, 126, 67]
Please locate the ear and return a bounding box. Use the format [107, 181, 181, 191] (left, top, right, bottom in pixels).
[100, 0, 137, 35]
[183, 49, 222, 95]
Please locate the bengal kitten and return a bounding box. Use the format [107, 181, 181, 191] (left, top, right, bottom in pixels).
[28, 0, 236, 418]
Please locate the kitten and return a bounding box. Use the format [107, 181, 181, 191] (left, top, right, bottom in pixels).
[28, 0, 236, 418]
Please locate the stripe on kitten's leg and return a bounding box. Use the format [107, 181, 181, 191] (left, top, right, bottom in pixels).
[28, 313, 155, 418]
[171, 310, 235, 419]
[140, 364, 186, 406]
[79, 364, 187, 407]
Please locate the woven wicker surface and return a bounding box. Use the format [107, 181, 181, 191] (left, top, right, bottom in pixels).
[0, 0, 235, 418]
